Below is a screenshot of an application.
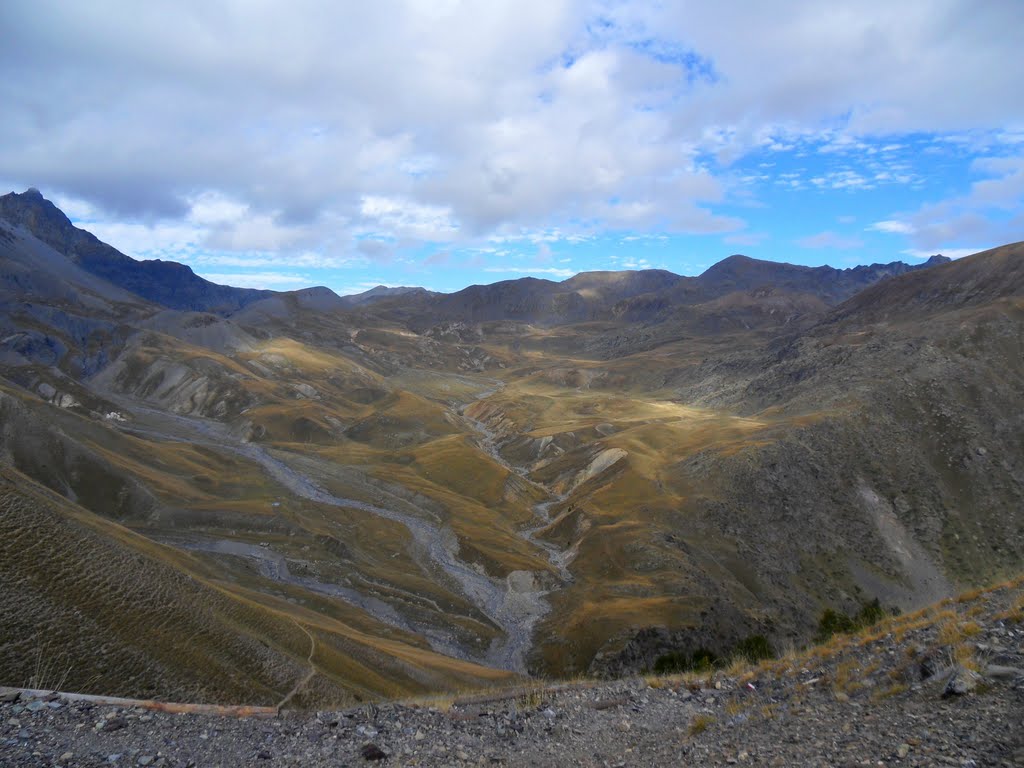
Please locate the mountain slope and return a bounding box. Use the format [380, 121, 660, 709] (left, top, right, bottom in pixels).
[0, 189, 272, 313]
[0, 191, 1020, 702]
[0, 384, 519, 705]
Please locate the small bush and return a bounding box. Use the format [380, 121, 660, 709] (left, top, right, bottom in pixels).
[856, 598, 885, 626]
[816, 598, 894, 643]
[652, 651, 689, 674]
[816, 608, 855, 642]
[690, 648, 719, 671]
[653, 647, 720, 674]
[734, 634, 775, 663]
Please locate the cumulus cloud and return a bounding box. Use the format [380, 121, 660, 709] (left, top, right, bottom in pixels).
[1, 0, 1022, 275]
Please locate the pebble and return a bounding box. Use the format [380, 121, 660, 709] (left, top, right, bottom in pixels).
[360, 743, 388, 761]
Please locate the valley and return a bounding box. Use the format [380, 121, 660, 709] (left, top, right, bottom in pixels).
[1, 189, 1022, 708]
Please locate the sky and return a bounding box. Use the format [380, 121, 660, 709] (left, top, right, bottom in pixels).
[1, 1, 1022, 296]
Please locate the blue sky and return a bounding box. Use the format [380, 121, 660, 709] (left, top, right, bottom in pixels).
[1, 1, 1022, 295]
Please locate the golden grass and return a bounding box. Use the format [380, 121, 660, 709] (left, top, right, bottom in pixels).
[688, 713, 715, 737]
[961, 621, 983, 637]
[870, 682, 908, 702]
[0, 463, 521, 706]
[937, 619, 964, 646]
[724, 698, 749, 716]
[831, 659, 859, 694]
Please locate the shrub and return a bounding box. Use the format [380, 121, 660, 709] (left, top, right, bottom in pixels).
[652, 647, 720, 674]
[734, 634, 775, 663]
[652, 651, 689, 674]
[690, 647, 719, 671]
[816, 608, 855, 642]
[816, 598, 892, 643]
[856, 598, 885, 626]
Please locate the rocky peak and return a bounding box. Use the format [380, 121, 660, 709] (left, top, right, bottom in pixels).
[0, 188, 80, 251]
[0, 189, 272, 313]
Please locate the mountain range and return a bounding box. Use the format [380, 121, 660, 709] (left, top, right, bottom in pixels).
[0, 188, 1020, 707]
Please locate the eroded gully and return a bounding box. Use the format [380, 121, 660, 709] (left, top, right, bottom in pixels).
[109, 397, 557, 674]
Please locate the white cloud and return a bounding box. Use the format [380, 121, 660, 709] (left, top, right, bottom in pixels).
[1, 0, 1022, 267]
[359, 195, 458, 240]
[809, 170, 871, 191]
[869, 220, 915, 235]
[902, 153, 1024, 249]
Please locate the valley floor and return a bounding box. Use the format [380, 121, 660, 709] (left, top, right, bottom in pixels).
[3, 581, 1022, 767]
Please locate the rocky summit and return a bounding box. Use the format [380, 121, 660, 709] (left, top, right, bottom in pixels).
[1, 580, 1023, 766]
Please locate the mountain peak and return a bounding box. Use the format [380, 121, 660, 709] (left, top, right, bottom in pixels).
[0, 188, 79, 246]
[0, 190, 272, 313]
[699, 253, 777, 280]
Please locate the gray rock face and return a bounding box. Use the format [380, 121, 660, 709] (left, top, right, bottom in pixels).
[943, 666, 981, 697]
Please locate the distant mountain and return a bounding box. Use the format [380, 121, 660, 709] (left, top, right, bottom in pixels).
[341, 285, 436, 306]
[691, 252, 950, 305]
[382, 254, 951, 330]
[0, 189, 273, 314]
[604, 254, 952, 331]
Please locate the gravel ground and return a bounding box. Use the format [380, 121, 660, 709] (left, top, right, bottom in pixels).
[3, 584, 1023, 767]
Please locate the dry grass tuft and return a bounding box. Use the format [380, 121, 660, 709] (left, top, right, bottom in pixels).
[831, 659, 859, 695]
[951, 642, 980, 672]
[688, 713, 715, 737]
[961, 621, 983, 637]
[956, 586, 988, 603]
[724, 698, 749, 717]
[871, 682, 908, 702]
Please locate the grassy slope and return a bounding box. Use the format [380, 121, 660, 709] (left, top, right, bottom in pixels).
[0, 464, 518, 705]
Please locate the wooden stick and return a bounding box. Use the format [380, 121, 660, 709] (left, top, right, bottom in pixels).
[2, 687, 278, 719]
